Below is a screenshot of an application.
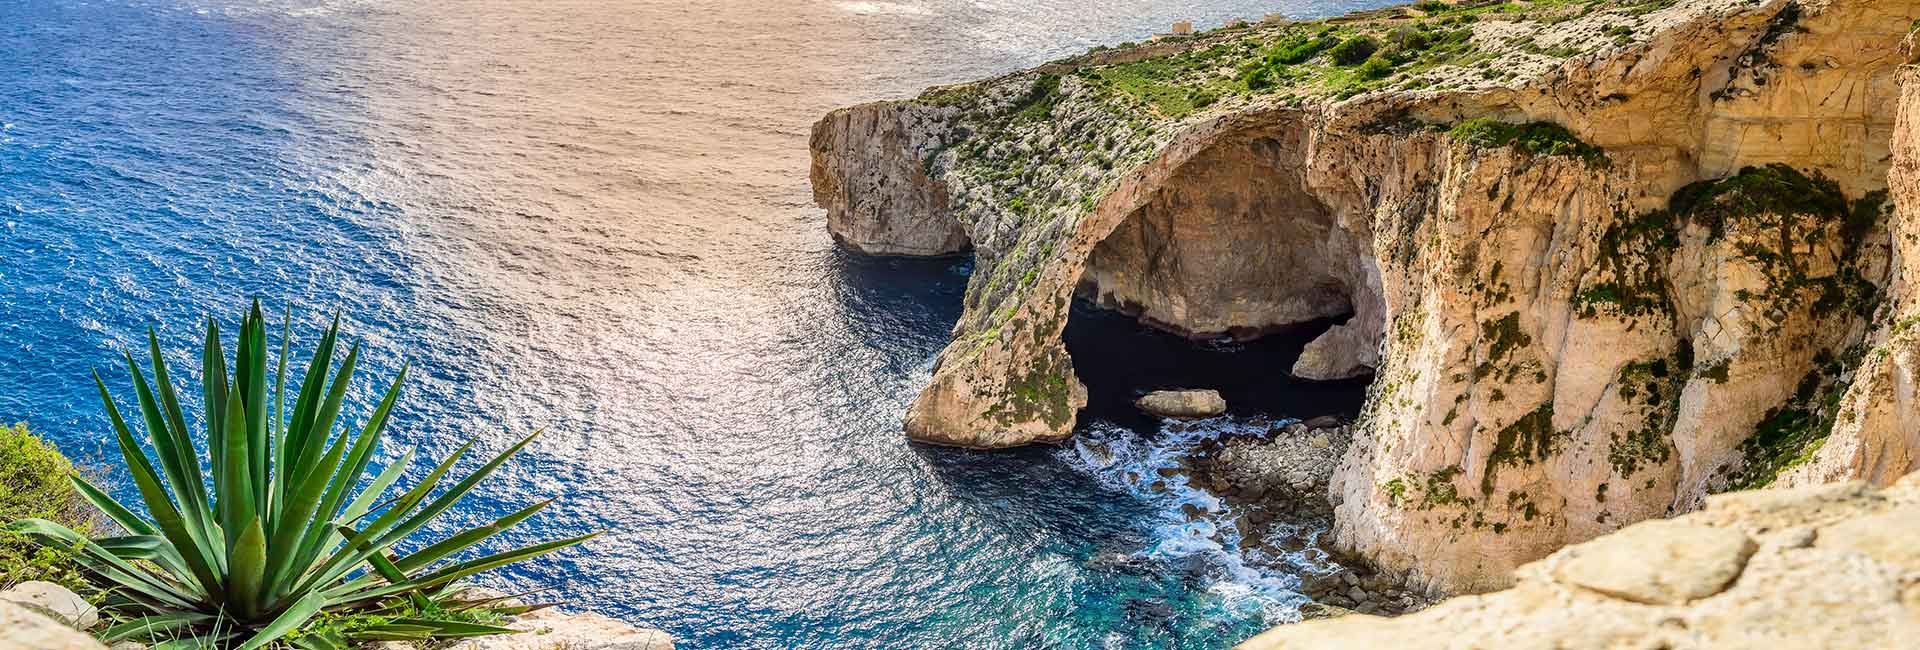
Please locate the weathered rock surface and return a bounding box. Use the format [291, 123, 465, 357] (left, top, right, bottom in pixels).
[0, 600, 104, 650]
[400, 589, 677, 650]
[445, 607, 675, 650]
[1136, 389, 1228, 418]
[1237, 474, 1920, 649]
[1548, 519, 1756, 605]
[1775, 65, 1920, 492]
[0, 581, 97, 631]
[812, 0, 1920, 592]
[809, 103, 969, 256]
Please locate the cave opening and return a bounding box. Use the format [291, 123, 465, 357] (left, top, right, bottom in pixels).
[1063, 297, 1370, 433]
[1075, 128, 1359, 343]
[1062, 125, 1374, 432]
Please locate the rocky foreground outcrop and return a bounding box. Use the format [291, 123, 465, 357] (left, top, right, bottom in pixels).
[1, 600, 99, 650]
[0, 583, 673, 650]
[1237, 474, 1920, 649]
[812, 0, 1920, 592]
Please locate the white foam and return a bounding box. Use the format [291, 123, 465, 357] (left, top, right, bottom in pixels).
[1061, 416, 1334, 626]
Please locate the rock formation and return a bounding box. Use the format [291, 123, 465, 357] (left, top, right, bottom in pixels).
[440, 603, 676, 650]
[813, 0, 1920, 593]
[0, 581, 98, 631]
[0, 600, 102, 650]
[1136, 389, 1229, 418]
[1237, 474, 1920, 649]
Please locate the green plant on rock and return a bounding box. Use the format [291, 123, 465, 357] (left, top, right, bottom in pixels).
[1356, 55, 1397, 80]
[1327, 35, 1380, 66]
[1448, 118, 1608, 167]
[8, 302, 590, 649]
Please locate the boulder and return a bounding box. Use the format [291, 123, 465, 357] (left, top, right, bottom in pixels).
[0, 581, 97, 630]
[1548, 519, 1756, 605]
[1300, 416, 1342, 430]
[1135, 389, 1227, 418]
[0, 600, 104, 650]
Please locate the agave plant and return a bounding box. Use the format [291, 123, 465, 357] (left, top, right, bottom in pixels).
[9, 302, 593, 649]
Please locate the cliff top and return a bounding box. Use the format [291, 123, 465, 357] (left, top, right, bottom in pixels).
[912, 0, 1723, 122]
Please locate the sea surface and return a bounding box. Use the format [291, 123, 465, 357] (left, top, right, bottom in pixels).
[1, 1, 1392, 647]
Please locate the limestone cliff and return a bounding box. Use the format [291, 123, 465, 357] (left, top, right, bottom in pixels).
[811, 0, 1920, 590]
[1239, 474, 1920, 649]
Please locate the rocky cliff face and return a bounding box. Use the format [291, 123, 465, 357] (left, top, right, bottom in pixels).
[812, 0, 1920, 590]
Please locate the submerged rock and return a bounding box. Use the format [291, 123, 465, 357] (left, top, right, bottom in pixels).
[1135, 389, 1227, 418]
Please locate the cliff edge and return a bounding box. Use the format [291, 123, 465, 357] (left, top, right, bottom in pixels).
[1239, 473, 1920, 649]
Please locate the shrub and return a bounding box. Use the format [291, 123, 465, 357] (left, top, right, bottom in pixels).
[0, 423, 106, 603]
[1449, 118, 1609, 167]
[1328, 35, 1381, 66]
[1270, 34, 1340, 65]
[9, 302, 590, 649]
[1357, 55, 1397, 80]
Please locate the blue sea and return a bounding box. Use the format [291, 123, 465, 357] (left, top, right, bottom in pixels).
[0, 1, 1390, 647]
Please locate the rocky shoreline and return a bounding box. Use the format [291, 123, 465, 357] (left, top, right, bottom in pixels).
[1157, 415, 1437, 618]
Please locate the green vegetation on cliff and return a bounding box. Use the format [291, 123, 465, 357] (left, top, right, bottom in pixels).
[1729, 346, 1866, 490]
[0, 422, 105, 604]
[1448, 118, 1609, 166]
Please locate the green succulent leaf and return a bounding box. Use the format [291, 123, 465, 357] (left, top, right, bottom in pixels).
[9, 303, 589, 648]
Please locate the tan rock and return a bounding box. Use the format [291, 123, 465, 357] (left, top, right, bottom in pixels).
[0, 581, 97, 631]
[809, 103, 968, 257]
[812, 0, 1920, 593]
[1135, 389, 1227, 418]
[1813, 505, 1920, 571]
[0, 600, 104, 650]
[1237, 476, 1920, 650]
[1549, 519, 1755, 605]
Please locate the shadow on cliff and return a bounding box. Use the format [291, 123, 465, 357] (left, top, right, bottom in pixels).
[1063, 298, 1370, 433]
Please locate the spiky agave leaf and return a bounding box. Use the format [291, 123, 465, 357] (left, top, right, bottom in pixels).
[7, 301, 592, 648]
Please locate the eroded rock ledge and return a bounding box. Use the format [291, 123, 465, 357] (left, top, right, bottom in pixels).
[811, 0, 1920, 591]
[1237, 474, 1920, 648]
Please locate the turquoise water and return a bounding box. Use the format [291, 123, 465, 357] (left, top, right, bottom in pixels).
[0, 1, 1390, 647]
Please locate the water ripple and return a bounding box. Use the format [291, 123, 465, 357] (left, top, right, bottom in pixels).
[0, 1, 1399, 647]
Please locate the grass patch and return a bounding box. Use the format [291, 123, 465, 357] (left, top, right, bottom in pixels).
[1730, 347, 1864, 490]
